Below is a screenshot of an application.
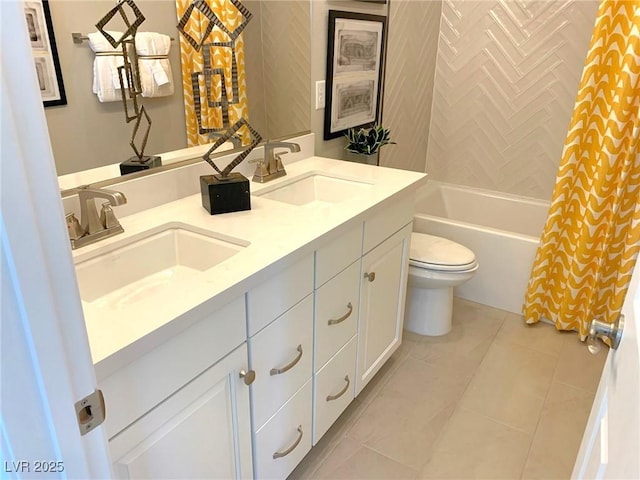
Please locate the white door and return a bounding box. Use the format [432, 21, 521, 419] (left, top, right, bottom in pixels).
[572, 258, 640, 478]
[1, 2, 112, 477]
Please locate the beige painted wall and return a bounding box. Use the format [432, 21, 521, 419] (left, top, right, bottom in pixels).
[379, 0, 442, 172]
[244, 0, 311, 142]
[425, 0, 599, 200]
[45, 0, 310, 177]
[311, 0, 389, 160]
[45, 1, 187, 175]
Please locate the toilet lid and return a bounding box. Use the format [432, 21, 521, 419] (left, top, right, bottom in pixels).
[409, 233, 477, 271]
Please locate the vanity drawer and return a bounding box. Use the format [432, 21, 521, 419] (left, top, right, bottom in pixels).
[313, 336, 357, 445]
[315, 224, 362, 287]
[249, 294, 313, 429]
[254, 379, 312, 480]
[247, 254, 314, 336]
[363, 194, 414, 254]
[100, 296, 246, 439]
[315, 260, 360, 370]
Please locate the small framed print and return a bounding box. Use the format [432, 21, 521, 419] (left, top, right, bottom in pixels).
[24, 0, 67, 107]
[324, 10, 386, 140]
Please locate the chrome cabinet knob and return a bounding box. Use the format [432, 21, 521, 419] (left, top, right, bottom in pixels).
[587, 314, 624, 354]
[239, 369, 256, 385]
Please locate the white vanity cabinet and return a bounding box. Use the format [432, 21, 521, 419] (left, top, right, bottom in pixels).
[84, 156, 426, 479]
[102, 296, 253, 479]
[108, 344, 253, 479]
[247, 255, 315, 479]
[312, 225, 362, 444]
[356, 196, 414, 395]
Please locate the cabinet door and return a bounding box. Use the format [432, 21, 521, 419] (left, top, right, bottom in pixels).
[356, 223, 412, 395]
[109, 345, 253, 479]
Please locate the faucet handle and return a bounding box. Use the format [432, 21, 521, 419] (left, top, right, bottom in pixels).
[66, 213, 85, 240]
[249, 157, 269, 181]
[273, 154, 285, 173]
[99, 203, 121, 229]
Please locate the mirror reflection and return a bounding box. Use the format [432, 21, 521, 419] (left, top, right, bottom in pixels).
[44, 0, 310, 187]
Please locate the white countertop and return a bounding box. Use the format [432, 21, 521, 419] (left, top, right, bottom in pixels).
[75, 156, 426, 379]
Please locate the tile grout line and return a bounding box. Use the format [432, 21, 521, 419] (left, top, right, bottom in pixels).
[517, 336, 564, 479]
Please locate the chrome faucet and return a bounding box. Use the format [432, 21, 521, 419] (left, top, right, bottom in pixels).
[68, 186, 127, 249]
[252, 141, 301, 183]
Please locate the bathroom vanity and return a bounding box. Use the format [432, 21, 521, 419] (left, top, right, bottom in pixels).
[73, 156, 426, 478]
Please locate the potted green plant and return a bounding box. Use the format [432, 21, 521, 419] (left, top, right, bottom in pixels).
[344, 124, 395, 165]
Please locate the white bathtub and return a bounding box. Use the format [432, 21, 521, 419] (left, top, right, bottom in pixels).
[413, 181, 550, 314]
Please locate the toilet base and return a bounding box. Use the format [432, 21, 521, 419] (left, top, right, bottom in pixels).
[404, 285, 453, 336]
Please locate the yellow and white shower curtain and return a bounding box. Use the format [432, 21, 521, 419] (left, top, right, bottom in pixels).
[523, 0, 640, 339]
[176, 0, 250, 146]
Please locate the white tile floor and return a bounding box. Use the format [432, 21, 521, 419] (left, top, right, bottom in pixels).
[289, 298, 607, 479]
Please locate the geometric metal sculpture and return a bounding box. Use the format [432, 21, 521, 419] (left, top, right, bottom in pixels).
[96, 0, 157, 170]
[202, 118, 262, 177]
[95, 0, 145, 48]
[129, 105, 152, 158]
[177, 0, 252, 51]
[177, 0, 261, 179]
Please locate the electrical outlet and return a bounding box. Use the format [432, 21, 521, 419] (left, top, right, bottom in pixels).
[315, 80, 325, 110]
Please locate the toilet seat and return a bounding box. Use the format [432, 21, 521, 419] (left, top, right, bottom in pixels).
[409, 233, 478, 272]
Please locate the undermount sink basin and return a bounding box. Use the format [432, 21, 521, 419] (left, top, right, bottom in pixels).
[75, 223, 248, 308]
[256, 173, 373, 206]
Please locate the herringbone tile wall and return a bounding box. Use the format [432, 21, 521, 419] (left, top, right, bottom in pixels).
[425, 0, 598, 200]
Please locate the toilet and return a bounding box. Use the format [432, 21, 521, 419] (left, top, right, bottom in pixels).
[404, 233, 479, 336]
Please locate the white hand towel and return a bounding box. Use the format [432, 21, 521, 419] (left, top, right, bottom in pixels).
[134, 32, 174, 98]
[87, 31, 129, 103]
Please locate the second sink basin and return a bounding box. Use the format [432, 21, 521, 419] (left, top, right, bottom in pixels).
[75, 223, 248, 308]
[256, 173, 373, 206]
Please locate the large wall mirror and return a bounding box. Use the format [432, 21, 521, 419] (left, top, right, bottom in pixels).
[44, 0, 311, 188]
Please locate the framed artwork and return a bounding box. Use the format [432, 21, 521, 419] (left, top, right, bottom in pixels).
[24, 0, 67, 107]
[324, 10, 386, 140]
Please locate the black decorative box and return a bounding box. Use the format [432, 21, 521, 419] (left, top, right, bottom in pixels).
[200, 173, 251, 215]
[120, 155, 162, 175]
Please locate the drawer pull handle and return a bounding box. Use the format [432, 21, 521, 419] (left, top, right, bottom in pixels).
[272, 426, 303, 459]
[328, 302, 353, 326]
[239, 369, 256, 386]
[364, 271, 376, 282]
[326, 375, 350, 402]
[270, 345, 303, 376]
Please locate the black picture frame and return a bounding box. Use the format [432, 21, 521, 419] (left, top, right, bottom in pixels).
[24, 0, 67, 107]
[324, 10, 387, 140]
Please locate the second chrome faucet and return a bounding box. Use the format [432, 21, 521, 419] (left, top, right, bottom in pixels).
[252, 141, 301, 183]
